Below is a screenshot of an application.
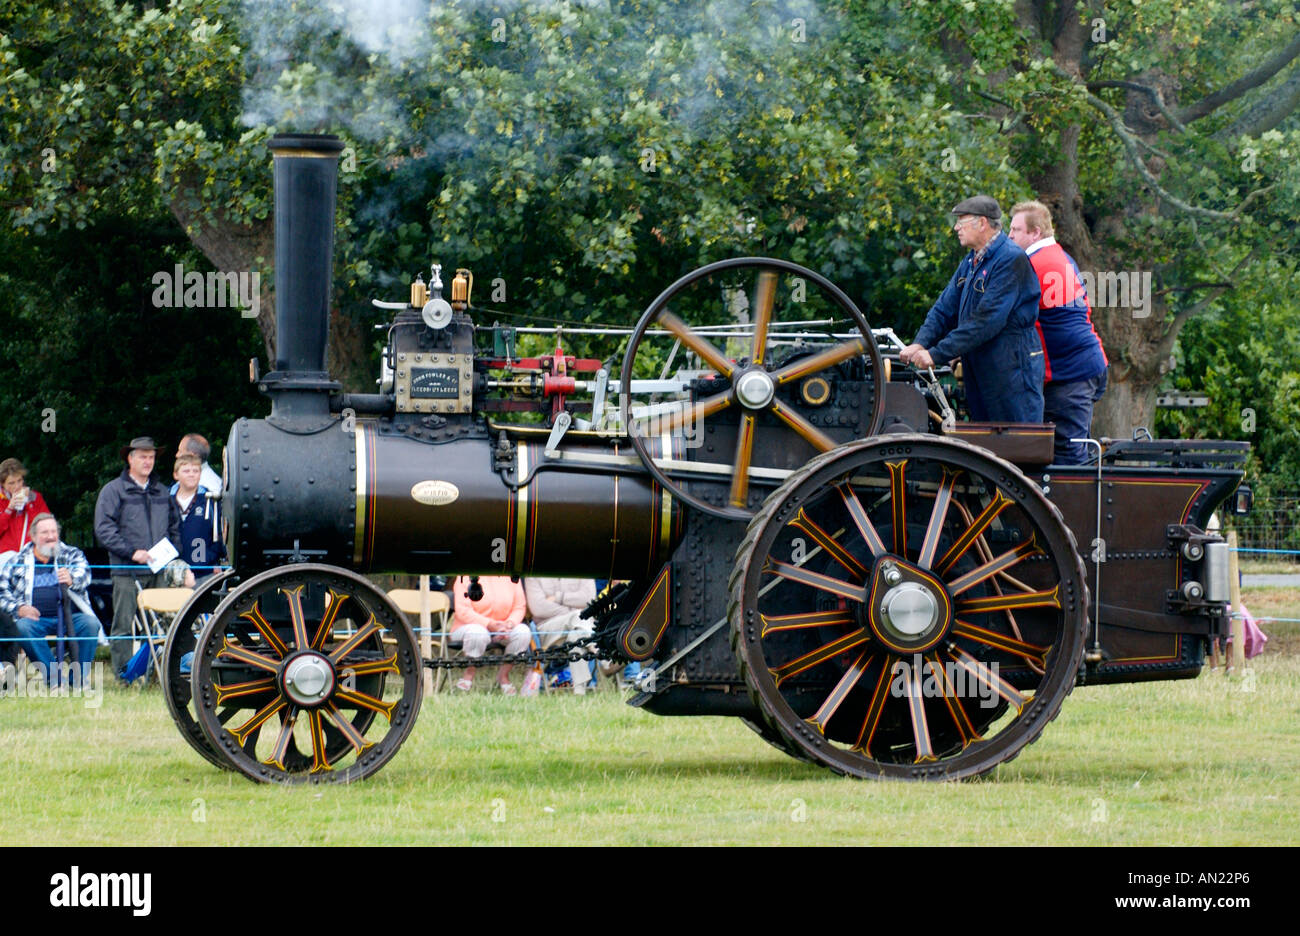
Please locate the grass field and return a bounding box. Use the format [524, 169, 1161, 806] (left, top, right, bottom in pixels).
[3, 589, 1297, 846]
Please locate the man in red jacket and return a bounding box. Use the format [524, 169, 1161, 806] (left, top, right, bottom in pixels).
[0, 458, 51, 558]
[1008, 201, 1109, 464]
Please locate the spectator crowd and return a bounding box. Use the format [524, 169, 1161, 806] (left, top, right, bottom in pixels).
[1, 433, 634, 697]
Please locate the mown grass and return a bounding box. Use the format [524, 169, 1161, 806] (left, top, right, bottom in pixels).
[3, 589, 1296, 846]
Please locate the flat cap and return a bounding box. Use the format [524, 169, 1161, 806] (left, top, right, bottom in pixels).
[951, 194, 1001, 220]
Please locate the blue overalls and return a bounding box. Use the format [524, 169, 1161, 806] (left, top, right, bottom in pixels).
[914, 232, 1045, 423]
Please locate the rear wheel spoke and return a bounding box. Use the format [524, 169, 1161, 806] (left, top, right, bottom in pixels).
[951, 620, 1051, 668]
[947, 537, 1042, 595]
[768, 629, 871, 687]
[790, 508, 868, 580]
[806, 651, 874, 734]
[766, 559, 864, 603]
[934, 491, 1014, 576]
[917, 468, 959, 568]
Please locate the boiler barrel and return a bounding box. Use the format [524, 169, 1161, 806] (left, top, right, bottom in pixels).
[225, 418, 684, 580]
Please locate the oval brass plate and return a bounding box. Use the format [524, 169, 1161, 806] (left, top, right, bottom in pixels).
[411, 480, 460, 506]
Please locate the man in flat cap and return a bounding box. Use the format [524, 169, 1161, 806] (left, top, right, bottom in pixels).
[94, 437, 192, 678]
[900, 195, 1045, 423]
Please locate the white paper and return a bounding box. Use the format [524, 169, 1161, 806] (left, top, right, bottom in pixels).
[147, 538, 179, 573]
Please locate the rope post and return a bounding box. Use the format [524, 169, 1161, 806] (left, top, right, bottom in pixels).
[1227, 530, 1245, 675]
[418, 575, 433, 698]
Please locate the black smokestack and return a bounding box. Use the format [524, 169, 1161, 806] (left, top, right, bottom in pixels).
[270, 133, 344, 376]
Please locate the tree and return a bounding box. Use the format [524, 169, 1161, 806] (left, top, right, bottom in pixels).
[835, 0, 1300, 435]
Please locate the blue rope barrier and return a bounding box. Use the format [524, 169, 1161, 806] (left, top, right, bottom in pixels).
[1231, 547, 1300, 555]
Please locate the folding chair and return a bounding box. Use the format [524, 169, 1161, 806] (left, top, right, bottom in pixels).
[133, 586, 193, 684]
[386, 584, 451, 694]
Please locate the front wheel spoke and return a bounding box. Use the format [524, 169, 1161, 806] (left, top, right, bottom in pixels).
[750, 271, 777, 365]
[934, 491, 1014, 576]
[773, 337, 868, 386]
[926, 651, 981, 747]
[917, 468, 959, 568]
[886, 460, 908, 556]
[769, 399, 838, 452]
[262, 708, 300, 770]
[944, 645, 1031, 714]
[656, 308, 735, 378]
[837, 484, 888, 557]
[729, 413, 756, 508]
[336, 655, 400, 678]
[806, 651, 874, 735]
[216, 637, 281, 674]
[790, 508, 868, 579]
[213, 676, 278, 705]
[902, 661, 937, 763]
[307, 710, 333, 773]
[333, 687, 398, 721]
[280, 584, 310, 650]
[954, 585, 1061, 616]
[328, 614, 381, 664]
[767, 559, 864, 603]
[947, 537, 1042, 595]
[951, 619, 1051, 668]
[768, 629, 870, 687]
[851, 663, 893, 757]
[237, 600, 289, 658]
[323, 702, 375, 754]
[760, 609, 856, 637]
[228, 695, 289, 747]
[312, 589, 348, 650]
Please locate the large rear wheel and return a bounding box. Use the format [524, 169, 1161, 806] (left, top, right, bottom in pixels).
[730, 435, 1087, 779]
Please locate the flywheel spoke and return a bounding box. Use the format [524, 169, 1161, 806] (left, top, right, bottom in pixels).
[729, 413, 757, 508]
[773, 336, 869, 387]
[750, 271, 777, 365]
[655, 308, 735, 378]
[769, 399, 838, 452]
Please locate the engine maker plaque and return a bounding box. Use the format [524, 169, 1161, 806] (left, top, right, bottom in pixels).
[395, 352, 473, 414]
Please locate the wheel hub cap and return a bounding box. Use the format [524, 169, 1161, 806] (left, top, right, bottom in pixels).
[282, 652, 336, 707]
[880, 583, 939, 638]
[735, 369, 776, 409]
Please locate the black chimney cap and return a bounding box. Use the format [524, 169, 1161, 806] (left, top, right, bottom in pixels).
[269, 133, 346, 154]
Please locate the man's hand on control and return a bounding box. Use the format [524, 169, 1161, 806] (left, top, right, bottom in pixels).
[900, 344, 935, 370]
[17, 604, 40, 620]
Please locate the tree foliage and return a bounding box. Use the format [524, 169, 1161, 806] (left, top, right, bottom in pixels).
[1, 0, 1297, 510]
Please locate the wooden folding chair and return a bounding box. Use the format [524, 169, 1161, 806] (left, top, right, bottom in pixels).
[386, 582, 451, 694]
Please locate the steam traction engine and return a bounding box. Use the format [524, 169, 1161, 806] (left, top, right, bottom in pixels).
[162, 135, 1249, 783]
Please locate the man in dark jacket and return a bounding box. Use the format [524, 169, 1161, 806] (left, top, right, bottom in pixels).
[94, 436, 190, 677]
[901, 195, 1045, 423]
